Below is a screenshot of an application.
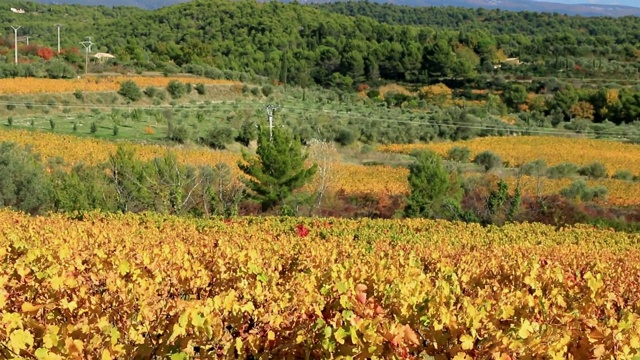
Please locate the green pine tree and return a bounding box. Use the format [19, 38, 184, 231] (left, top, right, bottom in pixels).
[238, 126, 317, 212]
[404, 151, 462, 219]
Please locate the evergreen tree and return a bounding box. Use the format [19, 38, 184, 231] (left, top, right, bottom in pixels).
[404, 151, 462, 219]
[238, 126, 317, 212]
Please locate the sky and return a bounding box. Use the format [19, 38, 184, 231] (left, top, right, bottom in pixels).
[534, 0, 640, 6]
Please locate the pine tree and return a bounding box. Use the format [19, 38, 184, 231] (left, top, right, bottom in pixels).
[238, 126, 317, 212]
[404, 151, 462, 219]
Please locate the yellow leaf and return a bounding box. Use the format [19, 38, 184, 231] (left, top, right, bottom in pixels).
[9, 329, 34, 353]
[21, 302, 43, 313]
[593, 344, 606, 358]
[631, 336, 640, 349]
[101, 349, 112, 360]
[453, 353, 473, 360]
[267, 331, 275, 341]
[518, 320, 534, 339]
[460, 333, 474, 350]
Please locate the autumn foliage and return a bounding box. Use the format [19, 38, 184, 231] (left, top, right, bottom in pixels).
[1, 210, 640, 358]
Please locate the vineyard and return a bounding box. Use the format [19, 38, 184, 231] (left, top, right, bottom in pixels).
[1, 210, 640, 358]
[0, 77, 240, 95]
[0, 129, 407, 196]
[378, 136, 640, 175]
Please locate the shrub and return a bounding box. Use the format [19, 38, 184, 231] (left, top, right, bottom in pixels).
[472, 151, 502, 172]
[144, 86, 158, 98]
[167, 121, 190, 143]
[560, 179, 608, 202]
[519, 159, 547, 176]
[547, 163, 579, 179]
[6, 103, 15, 111]
[612, 169, 634, 181]
[200, 125, 236, 150]
[194, 83, 206, 95]
[0, 142, 53, 214]
[166, 80, 186, 99]
[90, 122, 98, 134]
[578, 162, 608, 179]
[261, 85, 274, 97]
[335, 128, 356, 146]
[118, 80, 143, 102]
[113, 125, 119, 136]
[446, 146, 471, 163]
[73, 89, 84, 101]
[49, 119, 56, 131]
[250, 87, 261, 96]
[7, 117, 12, 127]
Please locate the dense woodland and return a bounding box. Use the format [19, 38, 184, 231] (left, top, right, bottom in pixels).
[1, 1, 640, 131]
[1, 0, 640, 82]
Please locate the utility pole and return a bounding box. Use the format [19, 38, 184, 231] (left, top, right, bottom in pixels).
[79, 37, 94, 77]
[11, 26, 20, 65]
[265, 104, 280, 141]
[55, 24, 62, 54]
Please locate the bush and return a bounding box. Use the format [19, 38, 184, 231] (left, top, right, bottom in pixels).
[90, 122, 98, 134]
[472, 151, 502, 172]
[250, 87, 261, 96]
[118, 80, 143, 102]
[578, 162, 608, 179]
[519, 159, 547, 176]
[261, 85, 274, 97]
[446, 146, 471, 162]
[73, 89, 84, 101]
[335, 128, 356, 146]
[49, 119, 56, 131]
[113, 125, 119, 136]
[200, 125, 236, 150]
[0, 142, 53, 214]
[166, 80, 186, 99]
[7, 117, 12, 127]
[144, 86, 158, 98]
[547, 162, 579, 179]
[194, 83, 206, 95]
[612, 169, 634, 181]
[167, 121, 190, 143]
[560, 179, 608, 202]
[367, 89, 381, 99]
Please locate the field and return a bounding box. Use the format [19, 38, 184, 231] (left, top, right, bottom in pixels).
[378, 136, 640, 175]
[1, 129, 640, 204]
[0, 76, 240, 95]
[1, 209, 640, 359]
[0, 129, 407, 196]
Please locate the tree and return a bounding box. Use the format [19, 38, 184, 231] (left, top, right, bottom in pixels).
[238, 126, 317, 212]
[404, 151, 462, 219]
[503, 84, 528, 110]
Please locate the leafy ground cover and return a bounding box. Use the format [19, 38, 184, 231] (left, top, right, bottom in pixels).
[1, 210, 640, 359]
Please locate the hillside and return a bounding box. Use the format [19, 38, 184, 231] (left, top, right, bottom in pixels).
[19, 0, 640, 15]
[0, 0, 639, 87]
